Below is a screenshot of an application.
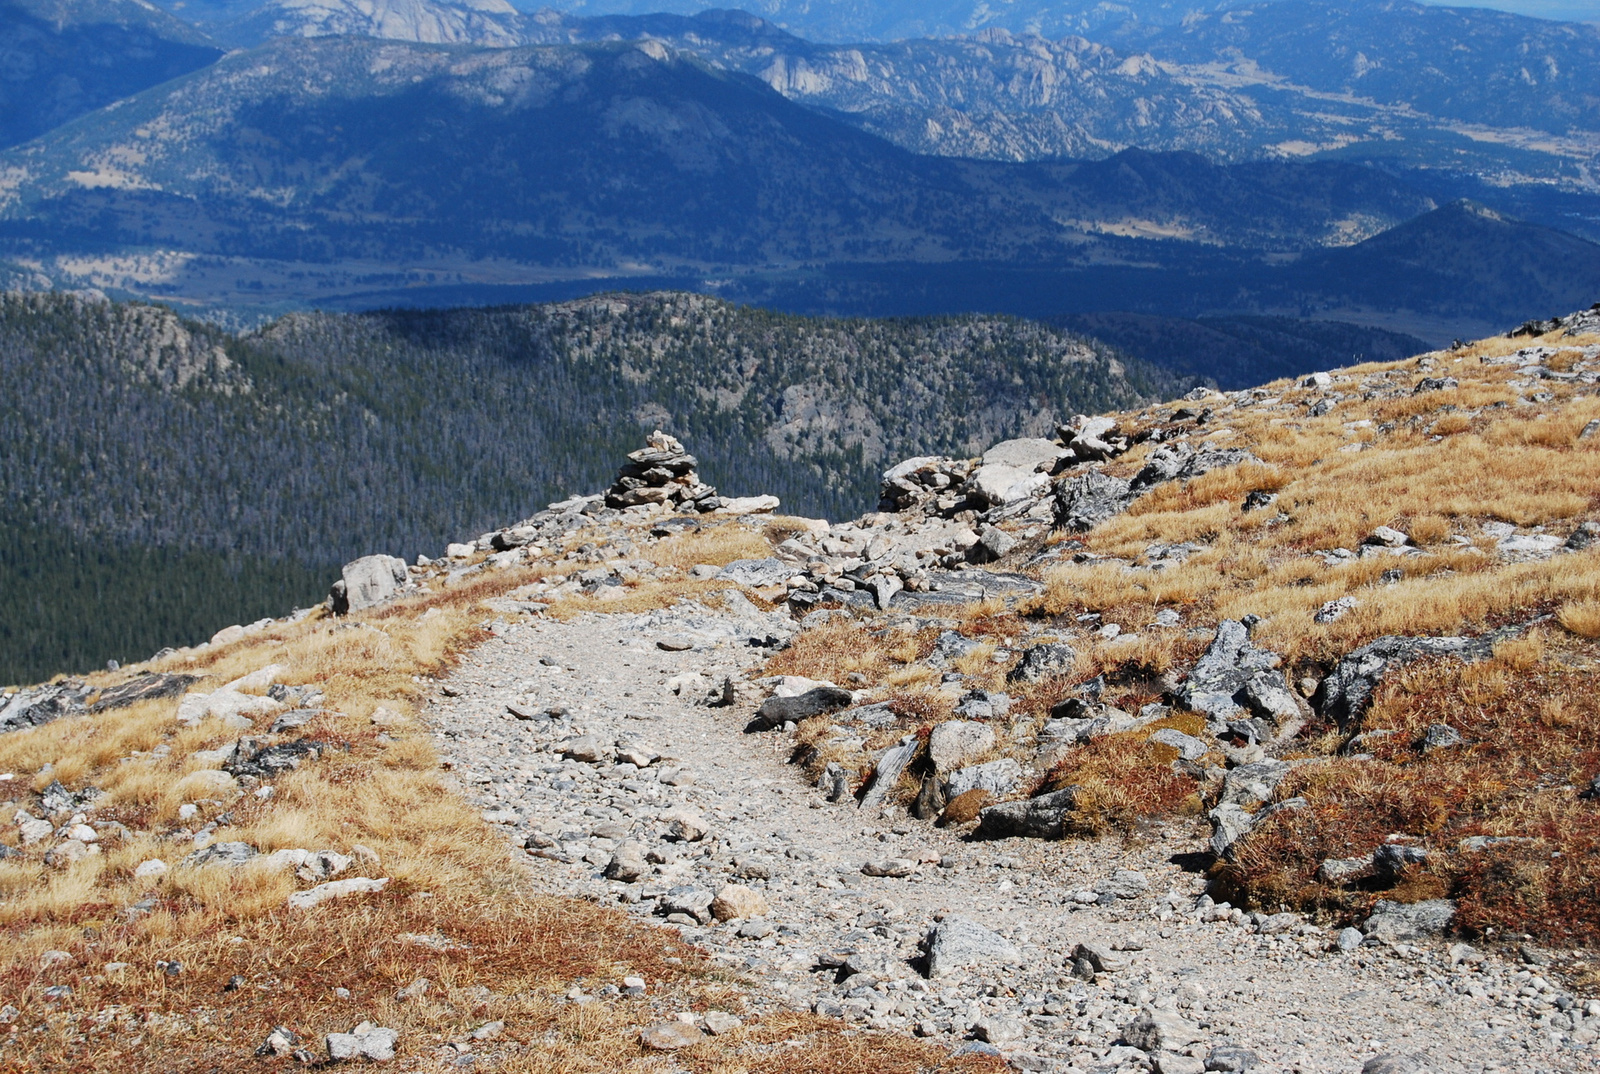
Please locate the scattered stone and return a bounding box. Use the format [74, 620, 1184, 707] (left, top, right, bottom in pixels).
[330, 554, 409, 614]
[326, 1023, 398, 1061]
[709, 883, 769, 921]
[1123, 1008, 1205, 1052]
[974, 787, 1079, 840]
[925, 916, 1021, 978]
[928, 721, 995, 773]
[944, 758, 1021, 799]
[287, 877, 390, 910]
[1006, 642, 1077, 683]
[640, 1021, 703, 1050]
[1362, 899, 1455, 942]
[748, 686, 853, 732]
[702, 1011, 742, 1035]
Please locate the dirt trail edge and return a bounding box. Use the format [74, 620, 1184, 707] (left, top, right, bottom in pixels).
[427, 600, 1587, 1074]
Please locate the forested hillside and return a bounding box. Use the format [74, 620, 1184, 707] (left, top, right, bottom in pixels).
[0, 290, 1179, 682]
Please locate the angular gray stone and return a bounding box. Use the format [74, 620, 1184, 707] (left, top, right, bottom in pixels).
[1055, 470, 1134, 531]
[330, 554, 408, 614]
[749, 686, 853, 732]
[924, 916, 1021, 978]
[927, 720, 995, 774]
[659, 886, 716, 924]
[1123, 1008, 1204, 1052]
[969, 438, 1065, 507]
[183, 841, 257, 868]
[1148, 728, 1208, 761]
[1177, 620, 1303, 734]
[1007, 641, 1078, 683]
[718, 558, 792, 588]
[973, 787, 1080, 840]
[1362, 899, 1455, 942]
[945, 758, 1022, 799]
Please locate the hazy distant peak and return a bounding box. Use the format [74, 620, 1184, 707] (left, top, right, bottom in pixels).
[228, 0, 525, 45]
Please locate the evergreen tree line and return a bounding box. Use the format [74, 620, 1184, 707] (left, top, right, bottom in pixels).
[0, 290, 1183, 684]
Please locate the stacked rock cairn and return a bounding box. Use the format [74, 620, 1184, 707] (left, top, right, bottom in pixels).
[604, 431, 724, 512]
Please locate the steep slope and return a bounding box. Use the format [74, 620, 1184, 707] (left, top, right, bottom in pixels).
[1277, 200, 1600, 330]
[0, 0, 223, 149]
[1139, 0, 1600, 133]
[0, 289, 1177, 680]
[521, 10, 1292, 162]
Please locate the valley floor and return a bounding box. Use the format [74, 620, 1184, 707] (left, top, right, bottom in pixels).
[431, 603, 1591, 1074]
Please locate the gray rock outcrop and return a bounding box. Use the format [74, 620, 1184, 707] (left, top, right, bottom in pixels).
[330, 554, 409, 614]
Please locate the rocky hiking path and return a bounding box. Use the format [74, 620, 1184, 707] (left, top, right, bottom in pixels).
[426, 603, 1591, 1074]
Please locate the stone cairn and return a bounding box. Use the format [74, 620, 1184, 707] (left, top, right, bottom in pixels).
[604, 431, 723, 512]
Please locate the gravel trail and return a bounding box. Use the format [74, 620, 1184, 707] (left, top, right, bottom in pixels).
[427, 602, 1596, 1074]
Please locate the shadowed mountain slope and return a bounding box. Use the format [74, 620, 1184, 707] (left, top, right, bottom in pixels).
[0, 0, 223, 149]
